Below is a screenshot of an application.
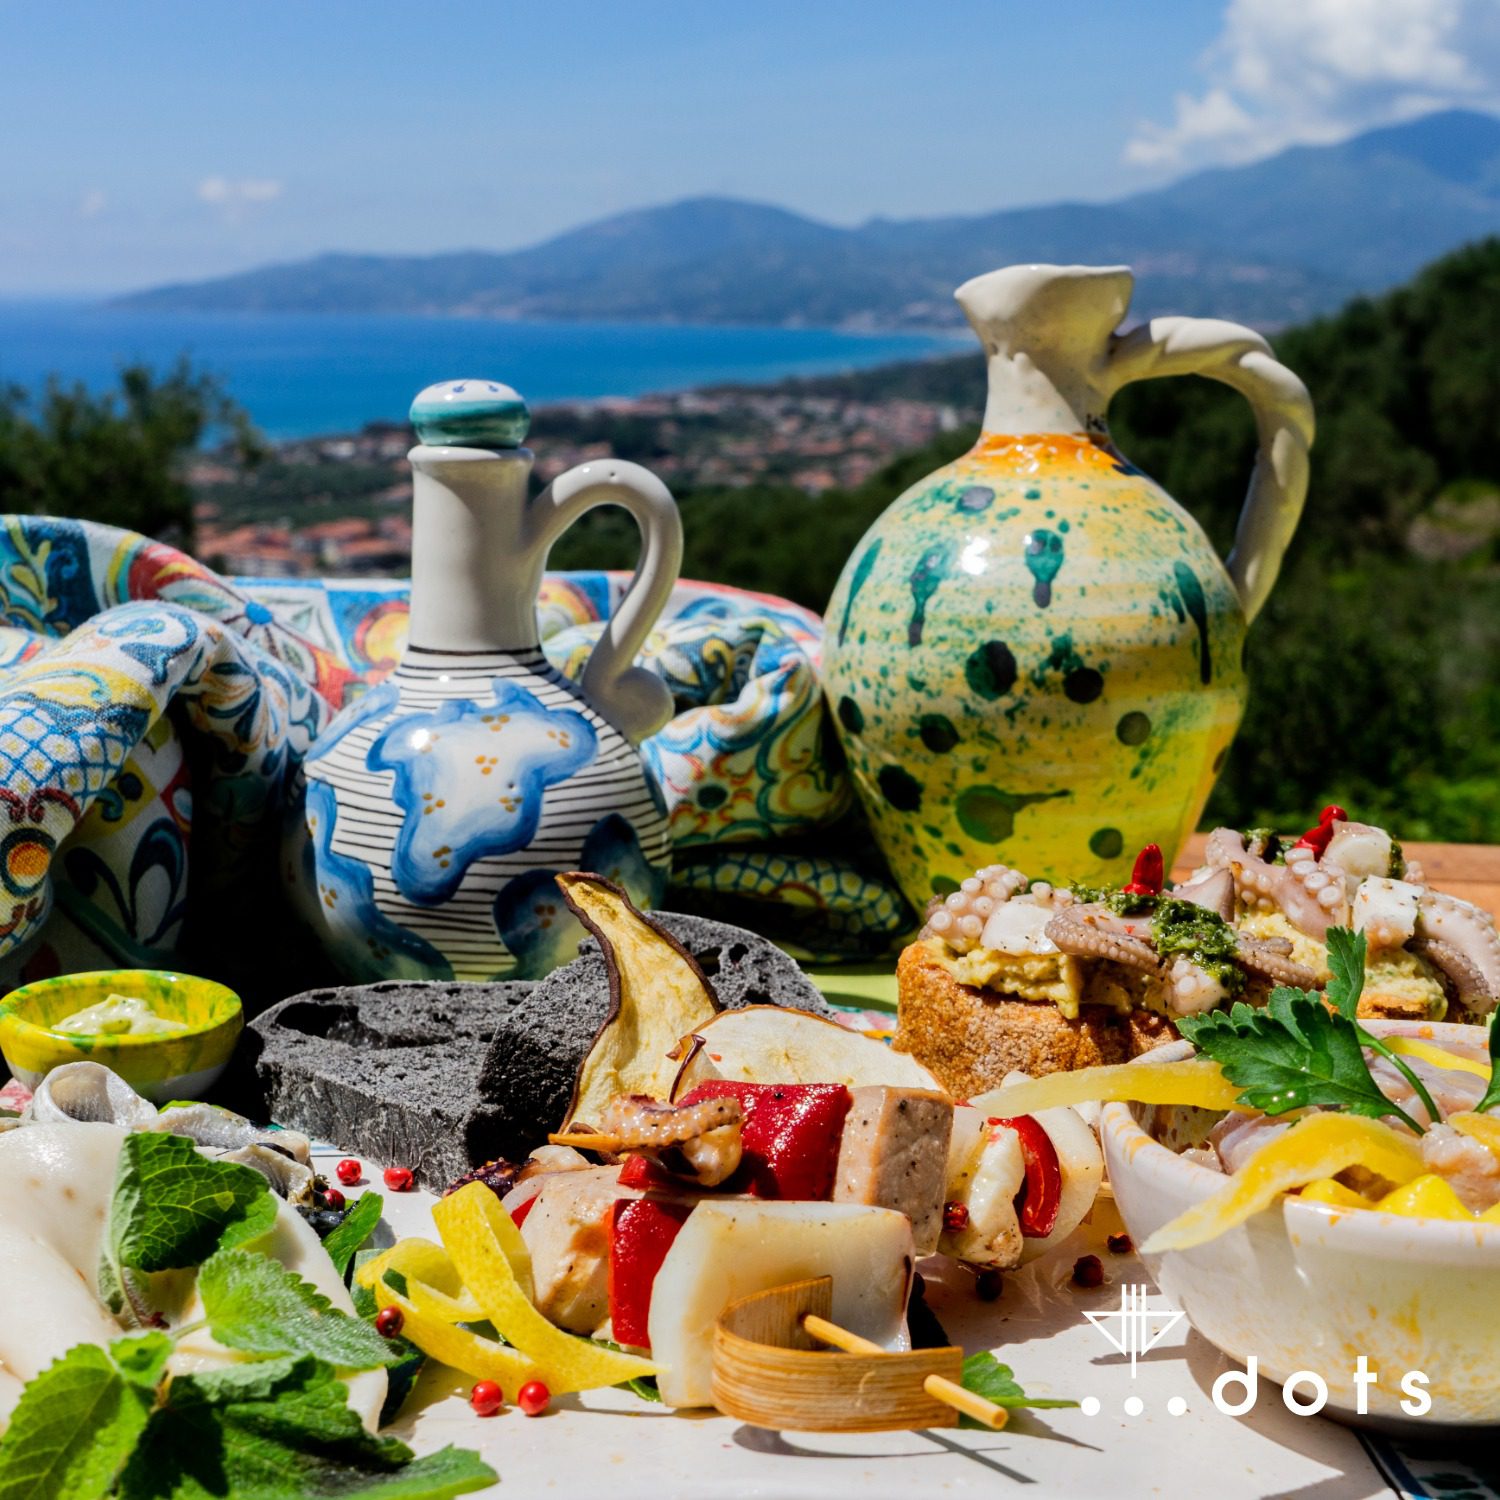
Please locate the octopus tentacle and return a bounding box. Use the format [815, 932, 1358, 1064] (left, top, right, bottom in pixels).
[1233, 936, 1321, 989]
[1203, 826, 1347, 938]
[1045, 906, 1162, 973]
[1171, 868, 1235, 921]
[1411, 891, 1500, 1016]
[1409, 937, 1486, 1010]
[590, 1095, 745, 1186]
[922, 863, 1032, 954]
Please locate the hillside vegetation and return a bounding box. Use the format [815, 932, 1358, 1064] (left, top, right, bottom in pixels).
[554, 238, 1500, 842]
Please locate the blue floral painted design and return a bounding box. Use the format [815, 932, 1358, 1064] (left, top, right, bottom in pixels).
[368, 680, 597, 905]
[492, 812, 667, 979]
[303, 781, 450, 981]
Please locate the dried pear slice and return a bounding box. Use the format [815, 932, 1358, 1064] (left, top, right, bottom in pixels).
[669, 1005, 943, 1098]
[558, 872, 721, 1129]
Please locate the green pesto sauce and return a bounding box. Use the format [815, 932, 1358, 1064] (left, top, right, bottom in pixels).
[1388, 838, 1407, 879]
[1150, 897, 1246, 995]
[1068, 887, 1246, 995]
[1068, 886, 1155, 916]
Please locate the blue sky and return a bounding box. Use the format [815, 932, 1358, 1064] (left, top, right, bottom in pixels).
[4, 0, 1497, 294]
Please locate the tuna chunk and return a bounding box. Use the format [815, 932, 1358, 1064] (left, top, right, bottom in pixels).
[832, 1086, 952, 1252]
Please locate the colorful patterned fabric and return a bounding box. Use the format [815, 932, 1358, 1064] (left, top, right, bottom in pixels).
[0, 516, 913, 991]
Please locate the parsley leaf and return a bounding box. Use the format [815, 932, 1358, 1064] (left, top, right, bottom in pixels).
[198, 1248, 401, 1370]
[0, 1343, 152, 1500]
[1178, 988, 1424, 1132]
[323, 1192, 385, 1280]
[1325, 928, 1443, 1127]
[1323, 926, 1365, 1020]
[1477, 1017, 1500, 1115]
[957, 1352, 1077, 1428]
[116, 1356, 496, 1500]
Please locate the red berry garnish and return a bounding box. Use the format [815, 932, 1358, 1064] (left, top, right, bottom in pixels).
[517, 1380, 550, 1417]
[942, 1201, 970, 1234]
[470, 1380, 504, 1416]
[383, 1165, 415, 1192]
[336, 1159, 362, 1186]
[975, 1268, 1004, 1302]
[374, 1306, 404, 1338]
[1107, 1232, 1134, 1255]
[323, 1187, 346, 1211]
[1072, 1254, 1104, 1288]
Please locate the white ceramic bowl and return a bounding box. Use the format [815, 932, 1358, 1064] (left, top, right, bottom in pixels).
[1101, 1021, 1500, 1429]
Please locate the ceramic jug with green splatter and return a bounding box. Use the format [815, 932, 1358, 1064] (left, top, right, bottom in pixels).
[823, 264, 1313, 904]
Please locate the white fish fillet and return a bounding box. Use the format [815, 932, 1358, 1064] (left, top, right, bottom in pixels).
[0, 1123, 385, 1433]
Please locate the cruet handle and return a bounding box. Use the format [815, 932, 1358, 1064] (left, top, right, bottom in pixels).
[528, 460, 684, 743]
[1104, 317, 1314, 624]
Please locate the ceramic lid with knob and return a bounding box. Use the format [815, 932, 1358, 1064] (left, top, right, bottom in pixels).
[409, 378, 531, 449]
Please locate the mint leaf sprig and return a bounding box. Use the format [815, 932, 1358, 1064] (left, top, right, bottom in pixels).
[0, 1343, 496, 1500]
[956, 1352, 1078, 1429]
[98, 1133, 276, 1324]
[324, 1191, 385, 1280]
[1323, 928, 1444, 1129]
[0, 1139, 486, 1500]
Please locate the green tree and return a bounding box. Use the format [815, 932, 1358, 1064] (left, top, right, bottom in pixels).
[0, 361, 258, 549]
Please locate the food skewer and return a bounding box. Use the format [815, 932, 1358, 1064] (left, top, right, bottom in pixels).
[801, 1314, 1009, 1430]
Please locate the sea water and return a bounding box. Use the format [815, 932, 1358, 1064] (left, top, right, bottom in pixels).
[0, 302, 959, 440]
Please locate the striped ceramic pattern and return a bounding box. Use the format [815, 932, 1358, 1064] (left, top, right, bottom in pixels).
[298, 646, 671, 982]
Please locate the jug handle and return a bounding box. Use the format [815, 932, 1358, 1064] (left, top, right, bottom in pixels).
[528, 459, 684, 743]
[1104, 317, 1314, 623]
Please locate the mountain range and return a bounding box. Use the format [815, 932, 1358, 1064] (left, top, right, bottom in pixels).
[116, 109, 1500, 329]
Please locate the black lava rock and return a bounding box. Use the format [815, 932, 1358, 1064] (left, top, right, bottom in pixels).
[249, 912, 833, 1187]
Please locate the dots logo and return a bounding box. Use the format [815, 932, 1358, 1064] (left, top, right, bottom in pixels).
[1082, 1283, 1184, 1376]
[1078, 1284, 1433, 1420]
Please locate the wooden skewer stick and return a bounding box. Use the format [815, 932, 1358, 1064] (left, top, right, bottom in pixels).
[801, 1314, 1009, 1431]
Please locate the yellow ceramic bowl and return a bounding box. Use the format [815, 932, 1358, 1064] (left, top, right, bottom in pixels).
[0, 969, 243, 1103]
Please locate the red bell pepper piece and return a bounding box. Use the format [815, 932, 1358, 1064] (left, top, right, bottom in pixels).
[677, 1081, 852, 1200]
[507, 1193, 537, 1231]
[1291, 804, 1348, 858]
[616, 1155, 680, 1191]
[607, 1197, 692, 1350]
[988, 1115, 1062, 1238]
[1122, 843, 1164, 897]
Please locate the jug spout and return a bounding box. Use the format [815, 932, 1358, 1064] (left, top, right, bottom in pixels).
[955, 264, 1134, 436]
[407, 379, 542, 653]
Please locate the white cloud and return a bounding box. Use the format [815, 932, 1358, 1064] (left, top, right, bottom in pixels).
[197, 176, 284, 212]
[78, 189, 107, 219]
[197, 176, 283, 205]
[1126, 0, 1500, 170]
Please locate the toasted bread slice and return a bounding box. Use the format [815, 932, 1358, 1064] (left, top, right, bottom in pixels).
[893, 941, 1174, 1097]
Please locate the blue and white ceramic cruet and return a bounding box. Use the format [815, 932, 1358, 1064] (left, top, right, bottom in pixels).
[290, 379, 682, 982]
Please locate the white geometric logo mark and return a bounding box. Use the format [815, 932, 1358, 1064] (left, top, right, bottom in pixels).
[1083, 1284, 1186, 1377]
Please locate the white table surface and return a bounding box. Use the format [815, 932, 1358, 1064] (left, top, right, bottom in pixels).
[316, 1145, 1411, 1500]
